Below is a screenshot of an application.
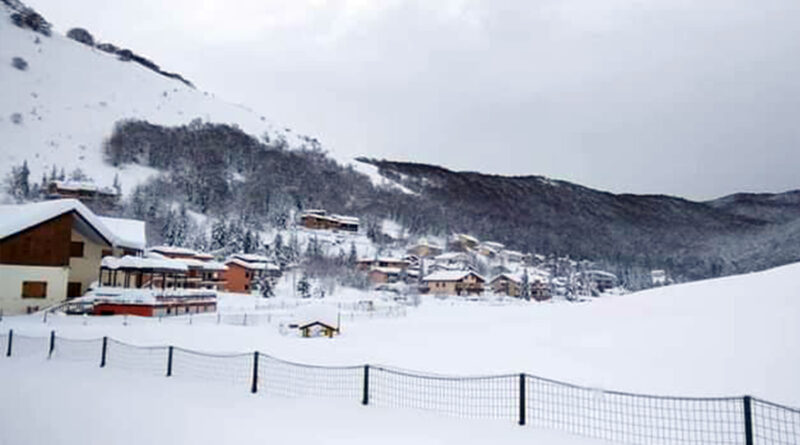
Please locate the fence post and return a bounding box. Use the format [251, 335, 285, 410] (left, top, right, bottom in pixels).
[48, 330, 55, 359]
[251, 351, 259, 394]
[6, 329, 12, 357]
[743, 396, 754, 445]
[100, 336, 108, 368]
[166, 346, 173, 377]
[362, 365, 370, 405]
[519, 373, 526, 426]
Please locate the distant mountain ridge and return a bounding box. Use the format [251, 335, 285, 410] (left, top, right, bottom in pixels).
[356, 158, 800, 283]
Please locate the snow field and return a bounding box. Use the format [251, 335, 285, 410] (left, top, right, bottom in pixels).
[0, 357, 611, 445]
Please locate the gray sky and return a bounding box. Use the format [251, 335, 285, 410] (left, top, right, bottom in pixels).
[27, 0, 800, 200]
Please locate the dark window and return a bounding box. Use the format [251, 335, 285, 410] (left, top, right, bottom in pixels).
[67, 282, 82, 299]
[101, 249, 113, 258]
[22, 281, 47, 299]
[70, 241, 84, 258]
[245, 284, 250, 291]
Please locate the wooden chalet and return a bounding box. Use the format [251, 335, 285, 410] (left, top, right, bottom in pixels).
[223, 254, 281, 294]
[421, 270, 485, 296]
[0, 199, 145, 315]
[299, 209, 359, 233]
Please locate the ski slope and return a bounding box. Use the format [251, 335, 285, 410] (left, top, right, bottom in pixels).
[4, 261, 800, 408]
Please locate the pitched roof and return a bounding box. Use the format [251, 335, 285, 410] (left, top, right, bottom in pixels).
[226, 257, 280, 271]
[98, 216, 146, 250]
[101, 255, 188, 272]
[148, 245, 198, 256]
[0, 199, 131, 248]
[423, 270, 485, 282]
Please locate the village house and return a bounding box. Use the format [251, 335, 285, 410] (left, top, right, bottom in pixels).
[223, 253, 281, 294]
[146, 246, 228, 291]
[448, 233, 480, 252]
[406, 240, 443, 258]
[478, 241, 505, 258]
[94, 255, 216, 316]
[356, 257, 410, 272]
[299, 209, 359, 233]
[0, 199, 146, 315]
[578, 270, 619, 293]
[490, 271, 552, 301]
[46, 180, 119, 207]
[290, 304, 340, 338]
[421, 270, 485, 296]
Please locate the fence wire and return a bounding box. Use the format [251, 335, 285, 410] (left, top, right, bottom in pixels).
[258, 355, 362, 400]
[105, 339, 169, 377]
[9, 334, 49, 358]
[2, 331, 798, 445]
[526, 375, 744, 444]
[370, 366, 518, 420]
[52, 337, 103, 363]
[171, 348, 253, 386]
[753, 398, 800, 445]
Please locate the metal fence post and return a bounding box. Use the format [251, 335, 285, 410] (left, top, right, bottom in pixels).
[166, 346, 173, 377]
[362, 365, 370, 405]
[519, 373, 527, 426]
[743, 396, 754, 445]
[100, 336, 108, 368]
[6, 329, 12, 357]
[48, 330, 55, 359]
[251, 351, 259, 393]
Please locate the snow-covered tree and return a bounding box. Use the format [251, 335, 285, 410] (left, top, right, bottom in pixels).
[297, 273, 311, 299]
[259, 276, 275, 299]
[520, 271, 531, 301]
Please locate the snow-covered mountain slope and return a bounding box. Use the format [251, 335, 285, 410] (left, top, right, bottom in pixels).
[0, 5, 302, 194]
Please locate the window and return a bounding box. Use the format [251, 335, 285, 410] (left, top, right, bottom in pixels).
[70, 241, 84, 258]
[245, 284, 250, 291]
[101, 249, 113, 258]
[22, 281, 47, 299]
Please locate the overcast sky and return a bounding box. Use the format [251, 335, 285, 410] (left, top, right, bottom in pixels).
[26, 0, 800, 200]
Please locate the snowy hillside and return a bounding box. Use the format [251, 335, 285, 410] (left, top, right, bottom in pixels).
[0, 5, 302, 195]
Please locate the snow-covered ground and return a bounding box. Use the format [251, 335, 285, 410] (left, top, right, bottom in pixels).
[3, 261, 799, 408]
[0, 358, 609, 445]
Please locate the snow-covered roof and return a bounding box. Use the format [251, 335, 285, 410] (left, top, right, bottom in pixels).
[294, 304, 339, 328]
[333, 215, 360, 225]
[434, 252, 468, 261]
[101, 255, 188, 272]
[201, 261, 228, 272]
[455, 233, 480, 244]
[423, 270, 485, 282]
[50, 180, 117, 195]
[582, 270, 618, 279]
[80, 287, 215, 305]
[97, 216, 146, 250]
[358, 257, 409, 264]
[482, 241, 505, 250]
[231, 253, 270, 263]
[194, 253, 215, 260]
[0, 199, 120, 247]
[148, 245, 198, 256]
[226, 257, 280, 271]
[369, 267, 403, 275]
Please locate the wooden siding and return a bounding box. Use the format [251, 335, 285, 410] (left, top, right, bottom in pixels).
[0, 212, 72, 266]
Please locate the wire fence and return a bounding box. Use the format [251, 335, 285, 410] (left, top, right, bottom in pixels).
[1, 328, 798, 445]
